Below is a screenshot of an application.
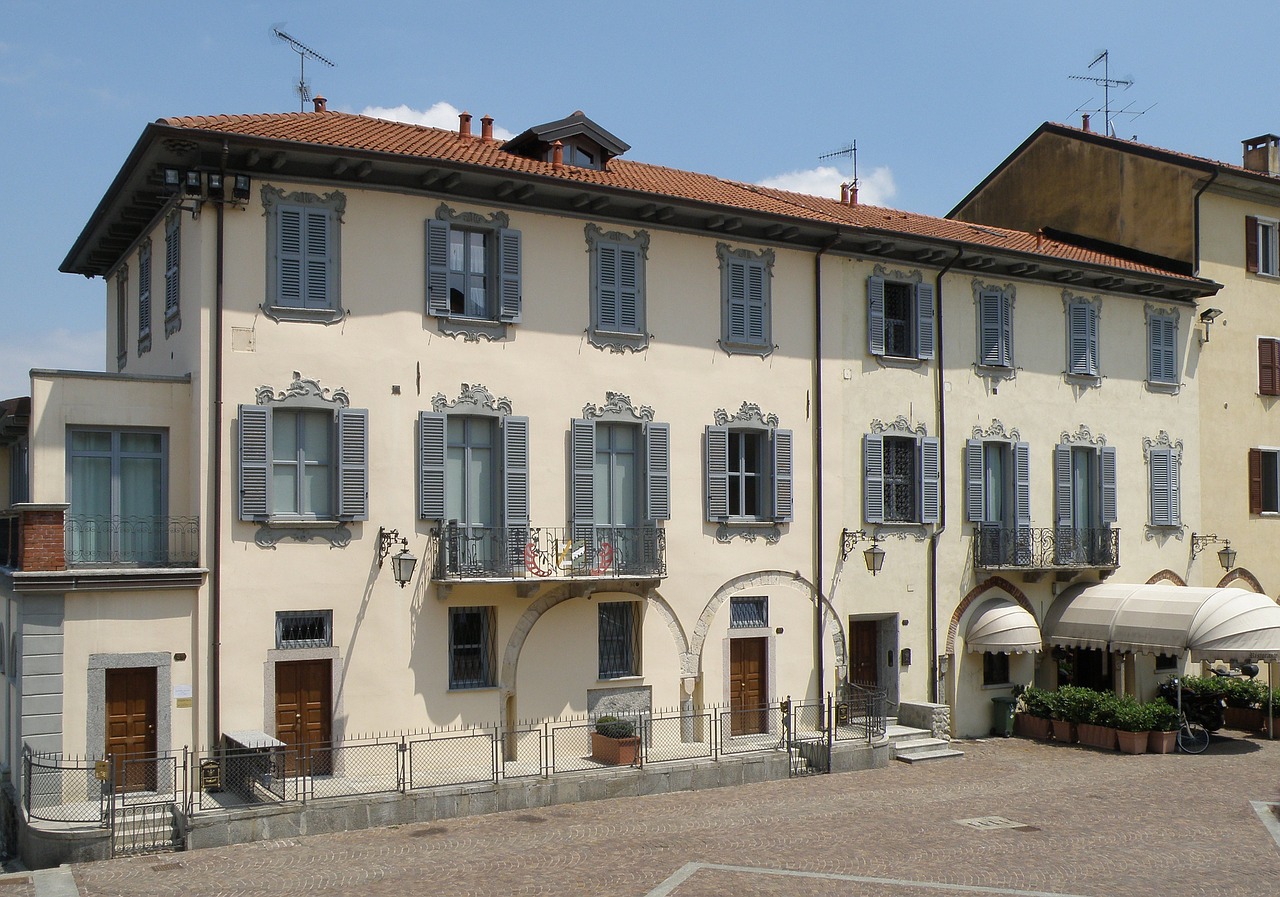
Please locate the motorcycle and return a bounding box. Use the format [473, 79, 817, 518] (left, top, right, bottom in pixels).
[1157, 678, 1227, 732]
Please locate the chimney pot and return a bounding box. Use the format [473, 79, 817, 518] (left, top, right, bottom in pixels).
[459, 111, 473, 138]
[480, 115, 494, 143]
[840, 183, 850, 204]
[1036, 228, 1045, 251]
[552, 140, 564, 170]
[1081, 113, 1090, 132]
[1243, 134, 1280, 175]
[849, 183, 858, 206]
[313, 96, 327, 113]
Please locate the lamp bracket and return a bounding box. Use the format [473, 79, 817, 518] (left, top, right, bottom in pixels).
[377, 527, 408, 567]
[839, 528, 882, 561]
[1190, 532, 1227, 559]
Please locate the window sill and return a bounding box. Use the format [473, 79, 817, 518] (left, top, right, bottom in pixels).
[447, 684, 499, 693]
[261, 303, 345, 325]
[981, 682, 1014, 691]
[974, 362, 1015, 376]
[1063, 371, 1101, 387]
[434, 315, 510, 343]
[1145, 380, 1181, 395]
[714, 520, 782, 544]
[253, 521, 351, 548]
[597, 675, 644, 684]
[588, 328, 649, 355]
[872, 354, 927, 370]
[718, 339, 773, 359]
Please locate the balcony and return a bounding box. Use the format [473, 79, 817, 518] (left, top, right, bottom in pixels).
[973, 525, 1119, 578]
[64, 515, 200, 568]
[434, 524, 666, 586]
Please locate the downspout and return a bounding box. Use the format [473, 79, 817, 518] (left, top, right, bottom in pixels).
[928, 246, 964, 702]
[210, 141, 228, 743]
[813, 233, 841, 701]
[1192, 171, 1218, 277]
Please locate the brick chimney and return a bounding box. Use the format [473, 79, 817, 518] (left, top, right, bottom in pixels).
[1243, 135, 1280, 175]
[480, 115, 494, 143]
[459, 111, 473, 138]
[1081, 113, 1090, 133]
[313, 96, 327, 113]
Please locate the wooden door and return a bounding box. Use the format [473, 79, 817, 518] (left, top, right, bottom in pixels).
[729, 637, 767, 735]
[849, 620, 879, 688]
[275, 660, 332, 775]
[105, 667, 157, 792]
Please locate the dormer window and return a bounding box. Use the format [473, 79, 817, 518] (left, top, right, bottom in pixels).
[504, 110, 629, 172]
[545, 143, 596, 169]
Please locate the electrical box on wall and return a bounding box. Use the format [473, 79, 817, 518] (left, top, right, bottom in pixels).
[900, 648, 912, 667]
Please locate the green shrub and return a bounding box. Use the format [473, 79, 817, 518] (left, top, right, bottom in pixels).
[594, 715, 636, 739]
[1056, 686, 1102, 724]
[1112, 696, 1152, 732]
[1088, 691, 1123, 728]
[1017, 685, 1054, 719]
[1146, 698, 1178, 732]
[1221, 677, 1268, 709]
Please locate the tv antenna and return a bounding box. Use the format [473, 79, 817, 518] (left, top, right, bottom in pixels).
[1070, 50, 1153, 137]
[273, 26, 335, 112]
[819, 140, 857, 196]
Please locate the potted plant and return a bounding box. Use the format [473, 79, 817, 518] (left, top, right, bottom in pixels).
[1077, 689, 1120, 750]
[1221, 678, 1267, 731]
[1014, 685, 1054, 739]
[590, 715, 640, 766]
[1114, 697, 1151, 754]
[1055, 686, 1101, 745]
[1147, 698, 1178, 753]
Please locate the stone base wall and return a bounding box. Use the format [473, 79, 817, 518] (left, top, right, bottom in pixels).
[899, 701, 951, 740]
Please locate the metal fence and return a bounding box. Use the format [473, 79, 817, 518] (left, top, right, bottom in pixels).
[435, 524, 667, 580]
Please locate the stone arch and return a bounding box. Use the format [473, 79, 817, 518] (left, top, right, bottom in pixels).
[1146, 569, 1187, 586]
[690, 570, 846, 674]
[945, 575, 1037, 656]
[1217, 567, 1264, 593]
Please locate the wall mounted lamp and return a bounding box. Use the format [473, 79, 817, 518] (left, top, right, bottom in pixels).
[1199, 307, 1224, 343]
[377, 527, 418, 588]
[161, 167, 253, 217]
[1190, 532, 1236, 572]
[840, 528, 886, 576]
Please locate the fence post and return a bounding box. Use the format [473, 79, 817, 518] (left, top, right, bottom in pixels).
[826, 692, 834, 770]
[399, 736, 408, 793]
[21, 747, 30, 814]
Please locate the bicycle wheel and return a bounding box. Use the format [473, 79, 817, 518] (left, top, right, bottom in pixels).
[1178, 722, 1210, 754]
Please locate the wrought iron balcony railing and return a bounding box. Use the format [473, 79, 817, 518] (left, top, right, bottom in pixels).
[434, 524, 666, 581]
[973, 524, 1119, 571]
[64, 515, 200, 568]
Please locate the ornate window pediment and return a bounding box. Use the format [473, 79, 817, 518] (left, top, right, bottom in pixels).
[431, 383, 513, 417]
[582, 391, 655, 423]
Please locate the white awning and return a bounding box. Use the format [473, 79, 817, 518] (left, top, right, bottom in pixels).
[1043, 583, 1280, 662]
[964, 598, 1042, 654]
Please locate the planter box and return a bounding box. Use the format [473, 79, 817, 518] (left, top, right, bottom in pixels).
[1148, 730, 1176, 754]
[590, 732, 640, 766]
[1116, 730, 1149, 755]
[1224, 707, 1265, 732]
[1077, 723, 1117, 750]
[1016, 713, 1053, 740]
[1051, 719, 1077, 743]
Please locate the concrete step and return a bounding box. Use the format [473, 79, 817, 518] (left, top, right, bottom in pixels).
[896, 746, 966, 764]
[886, 724, 932, 742]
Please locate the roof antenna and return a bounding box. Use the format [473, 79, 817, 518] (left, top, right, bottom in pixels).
[819, 140, 857, 202]
[272, 26, 336, 112]
[1069, 49, 1154, 138]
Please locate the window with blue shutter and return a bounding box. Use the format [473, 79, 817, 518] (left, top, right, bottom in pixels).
[977, 287, 1012, 368]
[237, 405, 270, 521]
[1147, 311, 1178, 385]
[703, 419, 792, 525]
[920, 437, 940, 524]
[164, 211, 181, 336]
[424, 205, 522, 334]
[137, 240, 152, 355]
[868, 276, 934, 361]
[418, 412, 447, 519]
[964, 439, 985, 523]
[586, 225, 648, 352]
[1148, 447, 1180, 527]
[718, 243, 773, 356]
[645, 422, 670, 522]
[863, 434, 885, 524]
[263, 186, 344, 324]
[1066, 299, 1099, 377]
[336, 408, 369, 521]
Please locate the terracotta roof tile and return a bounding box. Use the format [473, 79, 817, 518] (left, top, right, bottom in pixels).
[159, 111, 1203, 283]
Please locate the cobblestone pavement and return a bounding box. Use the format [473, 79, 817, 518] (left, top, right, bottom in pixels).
[42, 733, 1280, 896]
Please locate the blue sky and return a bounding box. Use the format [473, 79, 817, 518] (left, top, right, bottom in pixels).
[0, 1, 1267, 399]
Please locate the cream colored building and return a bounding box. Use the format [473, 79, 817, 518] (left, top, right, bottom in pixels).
[0, 105, 1225, 784]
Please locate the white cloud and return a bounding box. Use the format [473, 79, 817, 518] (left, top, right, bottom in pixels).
[359, 102, 516, 140]
[758, 164, 897, 208]
[0, 328, 103, 400]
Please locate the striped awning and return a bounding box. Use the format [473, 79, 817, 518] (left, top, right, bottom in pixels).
[964, 598, 1042, 654]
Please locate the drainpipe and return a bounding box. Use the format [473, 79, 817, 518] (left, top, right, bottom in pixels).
[1192, 171, 1218, 277]
[928, 246, 964, 703]
[813, 233, 841, 702]
[210, 141, 228, 744]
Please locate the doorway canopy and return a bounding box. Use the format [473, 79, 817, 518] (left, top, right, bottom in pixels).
[963, 597, 1042, 654]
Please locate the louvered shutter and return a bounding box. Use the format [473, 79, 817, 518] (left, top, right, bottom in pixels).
[772, 428, 793, 523]
[1100, 446, 1118, 524]
[726, 260, 748, 343]
[424, 219, 451, 316]
[138, 243, 151, 337]
[1149, 448, 1171, 526]
[1068, 302, 1091, 375]
[705, 426, 729, 520]
[503, 416, 530, 527]
[164, 215, 180, 317]
[418, 412, 447, 519]
[277, 207, 304, 307]
[1054, 444, 1073, 527]
[1013, 442, 1031, 527]
[597, 242, 619, 331]
[238, 405, 271, 520]
[1149, 317, 1176, 383]
[915, 282, 935, 360]
[1249, 448, 1264, 515]
[1260, 339, 1280, 396]
[497, 227, 522, 322]
[336, 408, 368, 520]
[303, 209, 331, 309]
[745, 261, 767, 346]
[863, 434, 884, 524]
[570, 419, 596, 529]
[619, 246, 641, 333]
[979, 289, 1007, 366]
[1161, 319, 1177, 383]
[645, 421, 671, 521]
[1087, 303, 1100, 374]
[867, 276, 885, 356]
[965, 439, 985, 522]
[920, 437, 940, 524]
[1169, 447, 1181, 526]
[1247, 216, 1260, 273]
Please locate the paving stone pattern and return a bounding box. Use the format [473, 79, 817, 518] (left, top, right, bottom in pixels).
[57, 734, 1280, 896]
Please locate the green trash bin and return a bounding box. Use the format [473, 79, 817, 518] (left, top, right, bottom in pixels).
[992, 695, 1017, 738]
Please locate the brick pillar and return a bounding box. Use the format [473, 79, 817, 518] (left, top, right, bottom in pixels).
[15, 504, 69, 573]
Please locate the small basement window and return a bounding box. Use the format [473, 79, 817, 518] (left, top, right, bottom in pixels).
[277, 611, 333, 649]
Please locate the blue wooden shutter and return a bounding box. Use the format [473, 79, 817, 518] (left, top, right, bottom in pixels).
[164, 214, 180, 317]
[705, 425, 730, 520]
[303, 209, 331, 308]
[1100, 446, 1118, 524]
[1067, 302, 1091, 375]
[915, 282, 935, 360]
[1054, 444, 1073, 527]
[772, 428, 793, 523]
[425, 219, 451, 316]
[138, 243, 151, 337]
[745, 261, 767, 345]
[1160, 318, 1176, 382]
[965, 439, 985, 522]
[277, 207, 304, 307]
[980, 288, 1008, 366]
[238, 405, 270, 520]
[570, 419, 595, 528]
[1086, 303, 1099, 375]
[863, 434, 884, 524]
[619, 246, 641, 333]
[503, 416, 530, 527]
[336, 407, 369, 520]
[726, 260, 748, 343]
[867, 276, 885, 356]
[1013, 442, 1031, 527]
[646, 421, 671, 521]
[596, 242, 619, 331]
[920, 436, 940, 524]
[1149, 316, 1176, 383]
[1169, 447, 1181, 526]
[497, 227, 522, 322]
[418, 412, 447, 519]
[1149, 448, 1172, 526]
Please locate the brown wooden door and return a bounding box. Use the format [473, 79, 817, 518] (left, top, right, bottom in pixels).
[275, 660, 332, 775]
[729, 637, 767, 735]
[849, 620, 879, 688]
[105, 667, 157, 792]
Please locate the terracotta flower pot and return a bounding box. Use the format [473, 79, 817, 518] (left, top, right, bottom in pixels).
[1148, 730, 1176, 754]
[1117, 729, 1149, 755]
[1077, 723, 1117, 750]
[1224, 707, 1265, 732]
[1051, 719, 1077, 743]
[590, 732, 640, 766]
[1019, 714, 1053, 740]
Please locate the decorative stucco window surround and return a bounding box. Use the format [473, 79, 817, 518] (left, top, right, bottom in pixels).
[705, 402, 793, 544]
[716, 242, 774, 357]
[425, 203, 522, 343]
[1143, 430, 1184, 537]
[585, 223, 650, 353]
[867, 264, 933, 369]
[1144, 304, 1181, 394]
[1062, 291, 1101, 388]
[1056, 424, 1117, 529]
[972, 279, 1016, 387]
[863, 415, 938, 539]
[261, 185, 346, 325]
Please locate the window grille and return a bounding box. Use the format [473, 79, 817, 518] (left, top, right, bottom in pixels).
[729, 596, 768, 629]
[883, 281, 915, 357]
[598, 602, 640, 678]
[277, 611, 333, 649]
[883, 437, 916, 522]
[449, 606, 495, 689]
